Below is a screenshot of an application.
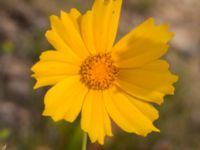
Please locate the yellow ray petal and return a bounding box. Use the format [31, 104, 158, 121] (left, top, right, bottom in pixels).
[39, 50, 81, 65]
[45, 30, 74, 54]
[115, 80, 165, 104]
[115, 60, 178, 105]
[43, 76, 88, 122]
[112, 18, 174, 68]
[31, 61, 79, 77]
[31, 50, 81, 89]
[81, 11, 96, 55]
[103, 86, 159, 136]
[49, 14, 89, 59]
[81, 90, 112, 144]
[45, 30, 82, 63]
[127, 95, 159, 121]
[113, 39, 169, 68]
[33, 75, 68, 89]
[68, 8, 81, 32]
[92, 0, 122, 52]
[113, 18, 173, 50]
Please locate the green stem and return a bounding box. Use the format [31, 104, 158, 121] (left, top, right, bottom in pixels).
[81, 132, 87, 150]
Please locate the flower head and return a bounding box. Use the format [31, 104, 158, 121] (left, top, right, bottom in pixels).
[31, 0, 178, 144]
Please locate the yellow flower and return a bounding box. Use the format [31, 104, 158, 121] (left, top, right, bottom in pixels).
[31, 0, 178, 144]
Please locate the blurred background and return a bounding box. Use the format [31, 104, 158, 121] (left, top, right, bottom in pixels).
[0, 0, 200, 149]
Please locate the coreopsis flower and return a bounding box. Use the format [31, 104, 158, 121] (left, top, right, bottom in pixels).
[31, 0, 178, 144]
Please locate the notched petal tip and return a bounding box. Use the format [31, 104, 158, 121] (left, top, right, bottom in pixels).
[98, 139, 105, 145]
[45, 30, 51, 37]
[153, 126, 160, 133]
[108, 131, 114, 137]
[144, 18, 175, 41]
[158, 23, 175, 42]
[30, 72, 36, 77]
[42, 109, 62, 122]
[148, 17, 155, 22]
[42, 109, 52, 118]
[49, 14, 59, 21]
[30, 65, 36, 72]
[60, 10, 67, 16]
[64, 117, 75, 123]
[156, 98, 164, 105]
[30, 62, 40, 72]
[173, 74, 179, 82]
[69, 8, 81, 15]
[141, 125, 160, 137]
[33, 82, 40, 90]
[49, 15, 60, 28]
[143, 17, 155, 26]
[39, 51, 48, 60]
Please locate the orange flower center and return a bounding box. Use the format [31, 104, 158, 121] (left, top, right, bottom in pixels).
[80, 53, 119, 90]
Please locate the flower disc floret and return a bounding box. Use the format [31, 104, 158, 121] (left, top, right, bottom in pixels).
[80, 53, 119, 90]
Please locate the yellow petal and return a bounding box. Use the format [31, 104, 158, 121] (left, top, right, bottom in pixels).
[92, 0, 122, 52]
[116, 60, 178, 104]
[45, 30, 81, 63]
[81, 11, 96, 54]
[114, 18, 173, 50]
[31, 50, 81, 89]
[49, 14, 89, 59]
[127, 95, 159, 121]
[113, 40, 169, 68]
[39, 50, 81, 65]
[103, 86, 159, 136]
[31, 61, 79, 77]
[43, 76, 88, 122]
[68, 8, 81, 32]
[112, 18, 174, 68]
[116, 80, 165, 104]
[33, 75, 68, 89]
[81, 90, 112, 144]
[45, 30, 73, 53]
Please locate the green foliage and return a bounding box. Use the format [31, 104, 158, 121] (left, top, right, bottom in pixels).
[0, 128, 11, 140]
